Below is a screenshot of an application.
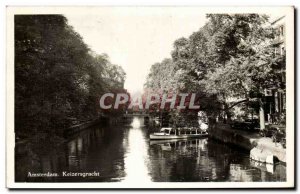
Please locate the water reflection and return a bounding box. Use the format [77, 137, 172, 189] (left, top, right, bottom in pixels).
[15, 117, 286, 182]
[147, 138, 285, 182]
[122, 117, 151, 182]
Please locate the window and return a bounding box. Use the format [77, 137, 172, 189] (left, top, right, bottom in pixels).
[264, 89, 272, 96]
[274, 47, 277, 55]
[281, 46, 285, 55]
[279, 26, 284, 36]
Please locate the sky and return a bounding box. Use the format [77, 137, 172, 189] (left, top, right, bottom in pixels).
[64, 7, 207, 93]
[64, 7, 283, 94]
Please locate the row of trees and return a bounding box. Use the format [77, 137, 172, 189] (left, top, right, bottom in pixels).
[15, 15, 126, 138]
[145, 14, 285, 128]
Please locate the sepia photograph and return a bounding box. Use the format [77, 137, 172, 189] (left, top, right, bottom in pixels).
[6, 6, 294, 189]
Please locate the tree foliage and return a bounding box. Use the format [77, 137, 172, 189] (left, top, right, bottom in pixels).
[145, 14, 285, 123]
[15, 15, 126, 137]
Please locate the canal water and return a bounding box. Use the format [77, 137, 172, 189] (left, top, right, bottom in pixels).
[15, 117, 286, 182]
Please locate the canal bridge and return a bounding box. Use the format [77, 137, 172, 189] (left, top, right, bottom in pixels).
[123, 113, 150, 117]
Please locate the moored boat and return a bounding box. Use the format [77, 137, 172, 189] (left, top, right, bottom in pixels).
[149, 127, 208, 140]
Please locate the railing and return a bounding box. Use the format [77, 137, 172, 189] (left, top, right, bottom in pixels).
[123, 113, 149, 117]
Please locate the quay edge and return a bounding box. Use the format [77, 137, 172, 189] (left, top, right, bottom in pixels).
[209, 124, 286, 163]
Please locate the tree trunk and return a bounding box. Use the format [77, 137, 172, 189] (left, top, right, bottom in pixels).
[225, 110, 232, 123]
[223, 103, 232, 124]
[259, 103, 265, 130]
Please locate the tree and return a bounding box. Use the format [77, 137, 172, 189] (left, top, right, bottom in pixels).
[145, 13, 285, 129]
[15, 15, 126, 138]
[201, 14, 284, 127]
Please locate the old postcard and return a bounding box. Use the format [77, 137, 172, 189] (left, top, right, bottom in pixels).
[6, 6, 295, 189]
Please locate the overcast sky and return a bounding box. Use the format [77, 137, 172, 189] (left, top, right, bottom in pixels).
[65, 7, 207, 93]
[64, 7, 282, 94]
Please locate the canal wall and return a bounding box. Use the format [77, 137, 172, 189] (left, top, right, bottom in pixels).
[64, 115, 132, 136]
[16, 117, 110, 149]
[64, 117, 108, 136]
[209, 124, 286, 163]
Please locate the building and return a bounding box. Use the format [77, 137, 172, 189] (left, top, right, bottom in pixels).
[264, 16, 286, 124]
[271, 16, 286, 56]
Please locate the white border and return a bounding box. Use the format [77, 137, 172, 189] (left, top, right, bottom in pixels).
[6, 6, 295, 189]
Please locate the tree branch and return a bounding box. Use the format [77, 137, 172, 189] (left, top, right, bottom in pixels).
[221, 99, 249, 111]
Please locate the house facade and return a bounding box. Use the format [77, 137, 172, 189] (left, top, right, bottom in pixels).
[264, 16, 286, 124]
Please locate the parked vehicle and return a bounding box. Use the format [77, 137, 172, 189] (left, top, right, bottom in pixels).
[280, 138, 286, 148]
[259, 127, 277, 137]
[270, 125, 286, 146]
[230, 118, 260, 131]
[272, 130, 285, 142]
[259, 124, 286, 148]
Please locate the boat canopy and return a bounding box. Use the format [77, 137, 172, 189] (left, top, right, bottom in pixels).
[160, 127, 172, 132]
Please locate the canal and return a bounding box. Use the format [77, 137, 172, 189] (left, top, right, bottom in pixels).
[15, 117, 286, 182]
